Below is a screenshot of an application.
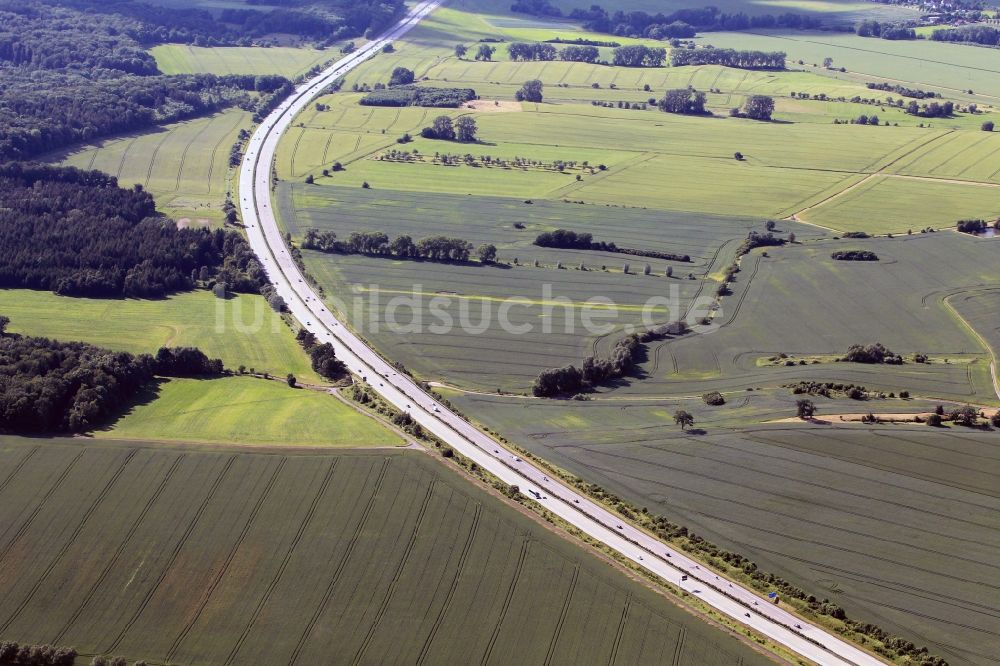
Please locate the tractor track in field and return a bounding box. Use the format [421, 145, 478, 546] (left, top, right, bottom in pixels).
[222, 458, 339, 666]
[104, 456, 237, 654]
[0, 449, 137, 634]
[52, 454, 186, 644]
[286, 458, 390, 666]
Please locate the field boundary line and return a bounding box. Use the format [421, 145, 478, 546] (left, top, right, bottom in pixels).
[286, 457, 391, 666]
[222, 458, 339, 666]
[104, 455, 237, 654]
[543, 563, 579, 666]
[415, 503, 482, 665]
[0, 446, 39, 496]
[943, 291, 1000, 401]
[350, 479, 437, 665]
[479, 537, 529, 666]
[165, 458, 288, 661]
[52, 454, 186, 644]
[0, 449, 137, 634]
[0, 449, 85, 565]
[607, 594, 631, 666]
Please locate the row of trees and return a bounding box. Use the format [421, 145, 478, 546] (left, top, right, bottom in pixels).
[0, 642, 77, 666]
[611, 45, 667, 67]
[360, 86, 477, 108]
[831, 250, 879, 261]
[865, 82, 938, 99]
[296, 329, 347, 380]
[0, 322, 224, 433]
[905, 100, 954, 118]
[0, 164, 265, 298]
[303, 229, 484, 263]
[856, 20, 916, 40]
[670, 48, 786, 70]
[565, 4, 820, 38]
[534, 229, 691, 262]
[931, 25, 1000, 46]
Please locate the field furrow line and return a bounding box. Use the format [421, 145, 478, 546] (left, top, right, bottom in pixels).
[165, 458, 288, 661]
[415, 503, 482, 665]
[350, 479, 437, 665]
[670, 626, 686, 666]
[543, 563, 579, 666]
[222, 458, 339, 666]
[0, 446, 39, 496]
[286, 458, 391, 666]
[174, 116, 215, 193]
[606, 594, 631, 666]
[479, 537, 529, 666]
[0, 449, 84, 565]
[52, 454, 186, 644]
[143, 129, 173, 188]
[0, 449, 137, 634]
[289, 128, 306, 178]
[113, 138, 137, 180]
[104, 455, 237, 654]
[206, 112, 246, 194]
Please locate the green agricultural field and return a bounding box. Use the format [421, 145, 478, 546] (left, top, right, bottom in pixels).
[151, 44, 333, 77]
[444, 394, 1000, 666]
[51, 109, 249, 223]
[702, 30, 1000, 100]
[95, 377, 402, 446]
[279, 184, 778, 391]
[0, 439, 774, 666]
[615, 232, 1000, 403]
[0, 289, 320, 383]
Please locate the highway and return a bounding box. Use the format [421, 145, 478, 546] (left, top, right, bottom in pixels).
[238, 3, 886, 664]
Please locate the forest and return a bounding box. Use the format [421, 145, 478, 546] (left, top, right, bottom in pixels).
[0, 317, 223, 433]
[0, 163, 265, 298]
[0, 0, 400, 159]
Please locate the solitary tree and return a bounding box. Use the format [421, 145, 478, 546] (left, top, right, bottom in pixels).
[476, 243, 497, 263]
[822, 56, 834, 68]
[515, 79, 544, 103]
[286, 373, 297, 388]
[456, 116, 478, 142]
[674, 410, 695, 430]
[389, 66, 414, 87]
[983, 120, 995, 132]
[455, 44, 468, 58]
[796, 399, 816, 419]
[743, 95, 775, 121]
[475, 44, 495, 61]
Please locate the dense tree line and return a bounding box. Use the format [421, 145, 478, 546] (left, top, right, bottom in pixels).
[956, 219, 998, 234]
[905, 99, 954, 118]
[507, 42, 558, 61]
[295, 329, 347, 380]
[736, 231, 785, 256]
[670, 48, 785, 70]
[360, 86, 477, 108]
[611, 45, 667, 67]
[303, 229, 478, 262]
[0, 642, 77, 666]
[931, 24, 1000, 46]
[0, 163, 266, 298]
[831, 250, 879, 261]
[856, 20, 916, 39]
[0, 324, 223, 433]
[566, 4, 820, 39]
[509, 0, 562, 17]
[658, 88, 708, 115]
[535, 229, 691, 262]
[865, 82, 938, 99]
[533, 327, 682, 396]
[560, 45, 601, 62]
[841, 343, 903, 364]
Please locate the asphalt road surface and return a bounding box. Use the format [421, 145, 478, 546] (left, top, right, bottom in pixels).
[238, 4, 886, 663]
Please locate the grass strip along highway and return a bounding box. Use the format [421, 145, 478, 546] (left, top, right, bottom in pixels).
[238, 3, 885, 664]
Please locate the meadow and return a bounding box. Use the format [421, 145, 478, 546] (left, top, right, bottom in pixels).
[0, 439, 774, 666]
[151, 44, 333, 78]
[52, 109, 249, 223]
[445, 393, 1000, 666]
[0, 289, 321, 383]
[95, 377, 402, 446]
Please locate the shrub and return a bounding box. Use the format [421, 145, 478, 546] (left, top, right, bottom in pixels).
[703, 391, 725, 406]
